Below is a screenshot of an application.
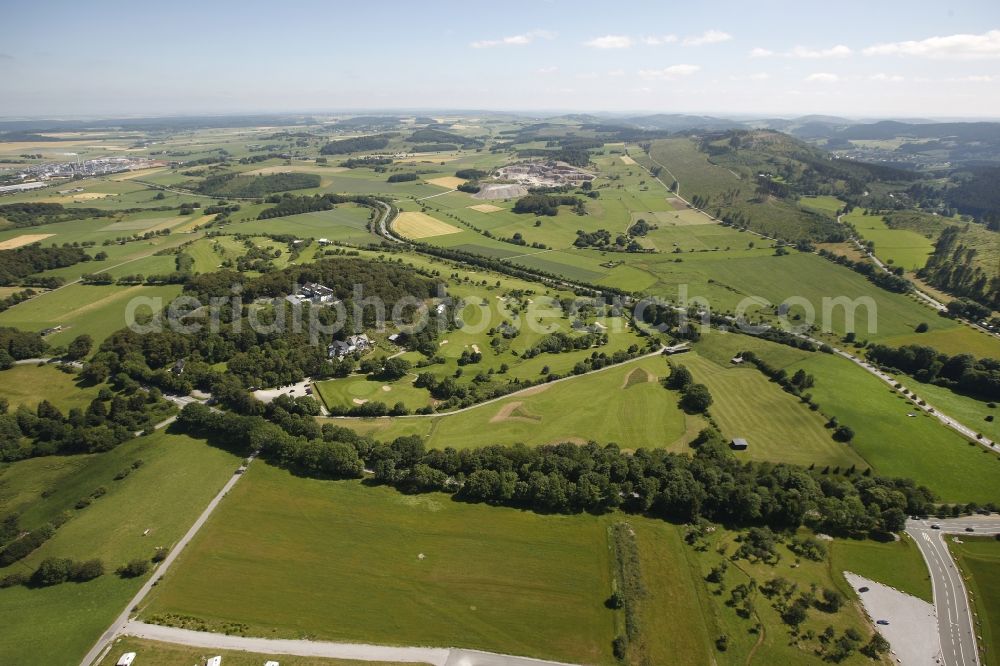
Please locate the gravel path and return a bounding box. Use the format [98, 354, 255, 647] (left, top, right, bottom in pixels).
[119, 621, 582, 666]
[843, 572, 940, 665]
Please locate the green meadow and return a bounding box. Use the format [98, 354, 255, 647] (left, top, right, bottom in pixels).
[829, 534, 933, 602]
[0, 431, 241, 666]
[0, 283, 182, 347]
[679, 350, 867, 469]
[142, 463, 619, 665]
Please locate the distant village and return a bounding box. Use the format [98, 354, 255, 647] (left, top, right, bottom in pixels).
[0, 156, 163, 195]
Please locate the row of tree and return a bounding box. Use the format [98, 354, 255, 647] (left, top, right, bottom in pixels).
[176, 404, 935, 535]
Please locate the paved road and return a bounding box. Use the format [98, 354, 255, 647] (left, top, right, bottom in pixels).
[906, 516, 1000, 666]
[80, 454, 256, 666]
[118, 621, 581, 666]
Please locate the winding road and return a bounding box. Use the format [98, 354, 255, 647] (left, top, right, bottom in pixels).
[906, 516, 1000, 666]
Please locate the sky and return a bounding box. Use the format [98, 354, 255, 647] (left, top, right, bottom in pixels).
[2, 0, 1000, 119]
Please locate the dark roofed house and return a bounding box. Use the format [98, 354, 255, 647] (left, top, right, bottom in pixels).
[731, 438, 749, 450]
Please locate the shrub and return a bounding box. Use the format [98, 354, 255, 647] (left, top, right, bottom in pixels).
[69, 558, 104, 581]
[31, 557, 72, 587]
[116, 559, 150, 578]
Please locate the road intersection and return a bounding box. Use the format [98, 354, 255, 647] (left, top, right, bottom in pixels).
[906, 515, 1000, 665]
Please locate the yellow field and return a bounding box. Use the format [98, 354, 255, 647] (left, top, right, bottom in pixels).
[39, 192, 116, 204]
[468, 204, 503, 213]
[110, 167, 168, 181]
[425, 176, 466, 189]
[621, 155, 637, 165]
[393, 211, 463, 239]
[0, 234, 55, 250]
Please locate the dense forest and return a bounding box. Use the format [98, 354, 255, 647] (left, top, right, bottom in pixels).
[0, 202, 117, 228]
[319, 134, 394, 155]
[90, 258, 440, 406]
[408, 128, 482, 148]
[918, 226, 1000, 309]
[0, 244, 90, 285]
[193, 172, 320, 198]
[256, 193, 381, 219]
[513, 193, 586, 216]
[944, 166, 1000, 220]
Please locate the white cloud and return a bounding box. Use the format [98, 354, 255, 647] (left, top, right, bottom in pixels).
[584, 34, 633, 49]
[607, 68, 626, 77]
[958, 74, 995, 82]
[536, 66, 558, 74]
[788, 44, 852, 58]
[750, 44, 851, 58]
[863, 30, 1000, 59]
[729, 72, 770, 81]
[805, 72, 839, 83]
[642, 34, 678, 46]
[471, 29, 555, 49]
[869, 73, 905, 82]
[638, 64, 701, 80]
[683, 29, 732, 46]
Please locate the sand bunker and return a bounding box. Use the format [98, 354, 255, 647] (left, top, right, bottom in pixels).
[621, 155, 637, 165]
[0, 234, 55, 250]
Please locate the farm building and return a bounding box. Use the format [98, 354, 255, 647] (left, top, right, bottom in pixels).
[731, 438, 749, 450]
[116, 653, 136, 666]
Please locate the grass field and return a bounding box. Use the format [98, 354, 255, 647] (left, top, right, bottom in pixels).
[98, 638, 421, 666]
[0, 283, 182, 347]
[882, 376, 1000, 442]
[142, 464, 619, 665]
[787, 352, 1000, 503]
[829, 535, 933, 602]
[335, 355, 699, 450]
[628, 520, 716, 665]
[0, 364, 103, 413]
[680, 349, 867, 468]
[0, 431, 241, 665]
[842, 209, 934, 271]
[949, 537, 1000, 666]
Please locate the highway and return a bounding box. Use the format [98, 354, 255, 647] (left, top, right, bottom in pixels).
[906, 516, 1000, 666]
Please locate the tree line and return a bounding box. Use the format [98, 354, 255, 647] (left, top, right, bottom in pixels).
[866, 343, 1000, 402]
[176, 404, 936, 536]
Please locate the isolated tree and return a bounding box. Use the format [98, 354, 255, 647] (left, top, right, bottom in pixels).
[665, 364, 693, 391]
[680, 383, 713, 414]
